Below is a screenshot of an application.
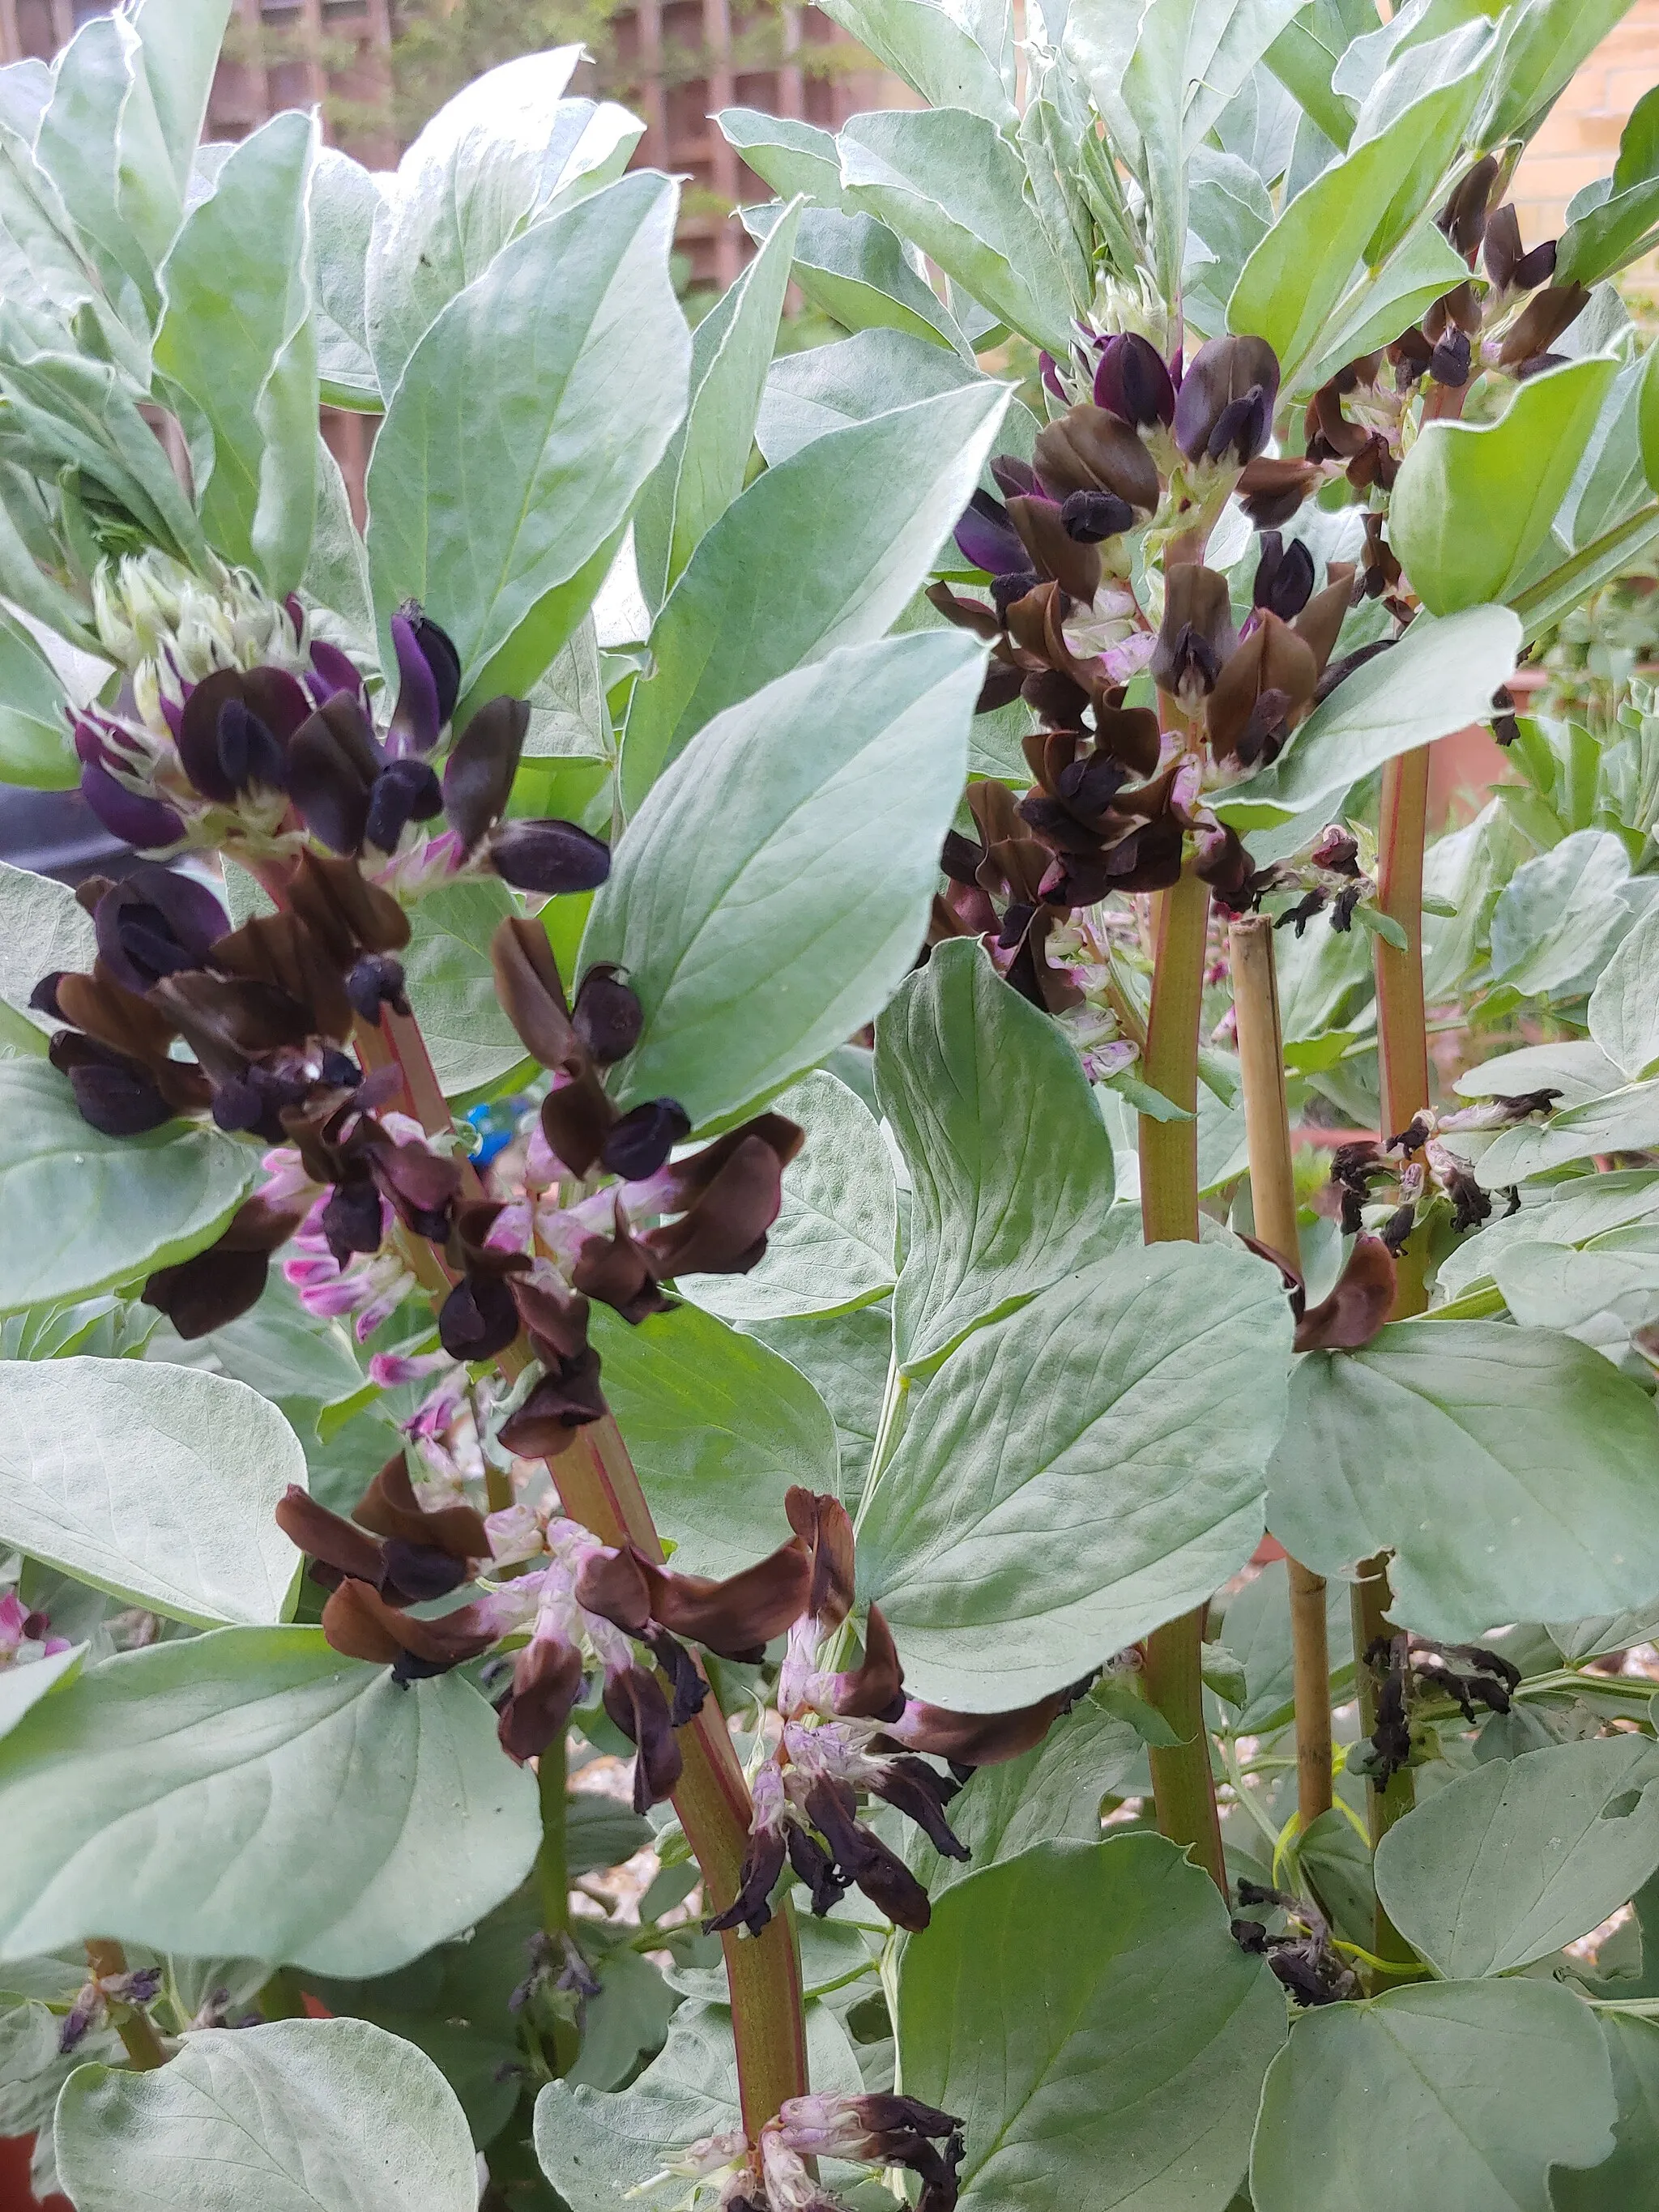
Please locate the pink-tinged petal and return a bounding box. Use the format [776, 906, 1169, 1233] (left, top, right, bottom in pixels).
[368, 1349, 454, 1388]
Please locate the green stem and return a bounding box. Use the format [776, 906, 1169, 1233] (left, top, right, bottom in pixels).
[1350, 1561, 1420, 1975]
[537, 1730, 570, 1944]
[1374, 744, 1432, 1320]
[1137, 862, 1228, 1894]
[84, 1940, 166, 2070]
[365, 999, 812, 2137]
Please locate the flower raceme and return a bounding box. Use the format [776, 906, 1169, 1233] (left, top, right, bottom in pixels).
[675, 2092, 966, 2212]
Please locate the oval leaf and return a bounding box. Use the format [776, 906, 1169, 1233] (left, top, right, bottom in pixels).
[0, 1627, 538, 1976]
[0, 1358, 304, 1626]
[582, 629, 982, 1132]
[857, 1242, 1292, 1710]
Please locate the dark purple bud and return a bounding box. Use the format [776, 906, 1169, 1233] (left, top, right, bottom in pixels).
[309, 639, 365, 706]
[287, 696, 382, 855]
[215, 698, 287, 796]
[496, 1634, 585, 1763]
[389, 607, 461, 756]
[990, 570, 1041, 621]
[488, 819, 612, 895]
[364, 757, 443, 855]
[1441, 154, 1499, 258]
[55, 1041, 174, 1136]
[322, 1174, 384, 1266]
[603, 1664, 684, 1812]
[572, 965, 642, 1065]
[94, 864, 228, 995]
[1252, 533, 1315, 620]
[952, 488, 1028, 578]
[1059, 488, 1134, 543]
[79, 762, 184, 851]
[1514, 238, 1558, 290]
[438, 1271, 521, 1362]
[1093, 331, 1175, 428]
[346, 953, 410, 1026]
[1174, 335, 1281, 465]
[988, 454, 1039, 501]
[642, 1626, 710, 1728]
[442, 696, 530, 850]
[601, 1098, 691, 1180]
[1431, 330, 1471, 386]
[705, 1825, 787, 1937]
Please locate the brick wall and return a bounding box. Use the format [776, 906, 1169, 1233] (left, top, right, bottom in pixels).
[1511, 0, 1659, 261]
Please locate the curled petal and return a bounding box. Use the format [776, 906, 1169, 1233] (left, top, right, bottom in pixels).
[785, 1488, 855, 1630]
[574, 1544, 654, 1634]
[1093, 331, 1175, 428]
[643, 1626, 710, 1728]
[497, 1633, 585, 1762]
[887, 1688, 1069, 1767]
[511, 1273, 592, 1362]
[704, 1822, 787, 1937]
[642, 1133, 784, 1278]
[869, 1754, 969, 1860]
[602, 1098, 690, 1180]
[365, 757, 444, 855]
[79, 763, 184, 851]
[491, 916, 578, 1072]
[572, 965, 642, 1065]
[51, 1034, 174, 1136]
[354, 1449, 488, 1563]
[438, 1272, 522, 1362]
[1006, 493, 1101, 604]
[825, 1603, 906, 1720]
[1173, 335, 1281, 464]
[322, 1578, 496, 1671]
[603, 1663, 683, 1810]
[1034, 405, 1160, 510]
[496, 1347, 607, 1455]
[275, 1484, 387, 1588]
[804, 1777, 932, 1932]
[141, 1195, 303, 1339]
[571, 1214, 671, 1324]
[288, 850, 411, 962]
[388, 610, 456, 757]
[93, 864, 227, 995]
[1293, 1232, 1396, 1353]
[952, 488, 1027, 578]
[638, 1534, 812, 1660]
[442, 695, 529, 850]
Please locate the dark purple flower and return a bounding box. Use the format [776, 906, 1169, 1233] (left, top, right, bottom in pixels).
[1252, 533, 1315, 620]
[345, 953, 410, 1026]
[388, 607, 462, 757]
[953, 488, 1029, 577]
[50, 1034, 174, 1136]
[93, 865, 228, 995]
[1094, 331, 1175, 428]
[364, 757, 444, 854]
[437, 1270, 522, 1362]
[601, 1098, 691, 1179]
[488, 819, 612, 894]
[287, 694, 384, 855]
[442, 695, 530, 850]
[1174, 335, 1281, 465]
[79, 762, 184, 850]
[308, 639, 366, 707]
[572, 966, 642, 1064]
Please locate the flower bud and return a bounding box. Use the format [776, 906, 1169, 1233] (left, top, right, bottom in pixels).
[1173, 335, 1280, 465]
[388, 606, 462, 757]
[1093, 330, 1175, 428]
[442, 695, 530, 850]
[1034, 404, 1161, 511]
[1151, 565, 1235, 709]
[488, 818, 612, 895]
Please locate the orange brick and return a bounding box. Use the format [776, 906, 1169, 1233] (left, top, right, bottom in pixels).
[1601, 65, 1659, 113]
[1577, 109, 1629, 148]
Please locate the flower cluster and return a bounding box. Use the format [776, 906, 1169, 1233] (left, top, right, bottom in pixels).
[1352, 1633, 1520, 1785]
[674, 2092, 965, 2212]
[0, 1589, 69, 1669]
[711, 1490, 1076, 1941]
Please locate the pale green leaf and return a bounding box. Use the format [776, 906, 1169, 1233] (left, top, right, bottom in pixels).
[1250, 1980, 1615, 2212]
[713, 109, 855, 212]
[1488, 829, 1640, 1003]
[56, 2017, 479, 2211]
[1217, 1555, 1354, 1735]
[1267, 1320, 1659, 1640]
[589, 1301, 839, 1579]
[1374, 1737, 1659, 1977]
[755, 327, 987, 466]
[1551, 2013, 1659, 2212]
[744, 199, 969, 358]
[36, 13, 178, 317]
[0, 610, 73, 791]
[618, 377, 1005, 808]
[876, 939, 1128, 1374]
[366, 172, 690, 705]
[1591, 901, 1659, 1079]
[1474, 1081, 1659, 1187]
[0, 1358, 304, 1627]
[126, 0, 235, 198]
[816, 0, 1015, 125]
[587, 631, 983, 1130]
[1491, 1230, 1659, 1331]
[400, 879, 533, 1102]
[0, 1627, 539, 1976]
[0, 1642, 83, 1744]
[309, 146, 386, 412]
[1481, 0, 1643, 147]
[1293, 217, 1472, 397]
[680, 1072, 898, 1323]
[156, 111, 320, 598]
[898, 1836, 1286, 2212]
[858, 1243, 1291, 1708]
[0, 1063, 257, 1315]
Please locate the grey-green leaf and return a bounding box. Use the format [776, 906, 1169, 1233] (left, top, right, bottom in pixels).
[618, 375, 1007, 808]
[876, 939, 1128, 1374]
[55, 2018, 479, 2212]
[589, 1301, 839, 1579]
[366, 171, 690, 706]
[680, 1072, 897, 1323]
[0, 1062, 258, 1314]
[584, 630, 983, 1132]
[755, 327, 989, 467]
[857, 1242, 1291, 1709]
[1250, 1980, 1616, 2212]
[1551, 2013, 1659, 2212]
[0, 1358, 304, 1627]
[747, 200, 970, 357]
[0, 1627, 538, 1976]
[1374, 1737, 1659, 1979]
[400, 878, 534, 1102]
[898, 1835, 1286, 2212]
[815, 0, 1015, 125]
[1590, 899, 1659, 1080]
[1267, 1321, 1659, 1639]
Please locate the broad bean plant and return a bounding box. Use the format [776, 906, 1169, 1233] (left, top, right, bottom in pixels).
[6, 0, 1659, 2205]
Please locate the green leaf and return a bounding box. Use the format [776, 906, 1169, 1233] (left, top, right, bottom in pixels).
[1559, 90, 1659, 284]
[535, 1998, 864, 2210]
[126, 0, 233, 198]
[679, 1072, 897, 1323]
[1374, 1737, 1659, 1978]
[898, 1836, 1286, 2212]
[364, 49, 582, 394]
[0, 612, 73, 792]
[1292, 216, 1472, 398]
[1480, 0, 1643, 147]
[1183, 146, 1273, 338]
[1642, 342, 1659, 497]
[906, 1677, 1149, 1901]
[1591, 901, 1659, 1080]
[1250, 1980, 1615, 2212]
[585, 629, 983, 1132]
[0, 1627, 538, 1975]
[366, 172, 690, 708]
[1488, 829, 1639, 1002]
[156, 110, 319, 599]
[714, 110, 854, 211]
[756, 327, 992, 466]
[1218, 607, 1521, 827]
[1512, 501, 1659, 643]
[0, 1358, 304, 1627]
[838, 107, 1074, 355]
[1552, 2013, 1659, 2212]
[0, 1062, 258, 1314]
[55, 2018, 479, 2211]
[633, 199, 801, 616]
[1217, 1556, 1354, 1735]
[36, 13, 178, 318]
[309, 146, 385, 411]
[1267, 1320, 1659, 1640]
[0, 1640, 82, 1744]
[1491, 1230, 1659, 1331]
[741, 1301, 892, 1494]
[857, 1243, 1291, 1708]
[1264, 10, 1360, 150]
[1389, 358, 1618, 616]
[745, 200, 969, 357]
[816, 0, 1014, 124]
[875, 939, 1128, 1374]
[1228, 23, 1492, 376]
[618, 376, 1006, 808]
[400, 879, 534, 1102]
[1474, 1080, 1659, 1188]
[589, 1301, 838, 1579]
[1351, 902, 1409, 952]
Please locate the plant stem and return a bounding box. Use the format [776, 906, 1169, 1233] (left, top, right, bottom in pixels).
[1227, 916, 1333, 1831]
[1350, 1558, 1419, 1972]
[1373, 745, 1433, 1322]
[536, 1728, 570, 1943]
[1137, 863, 1227, 1893]
[83, 1940, 166, 2070]
[357, 999, 811, 2135]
